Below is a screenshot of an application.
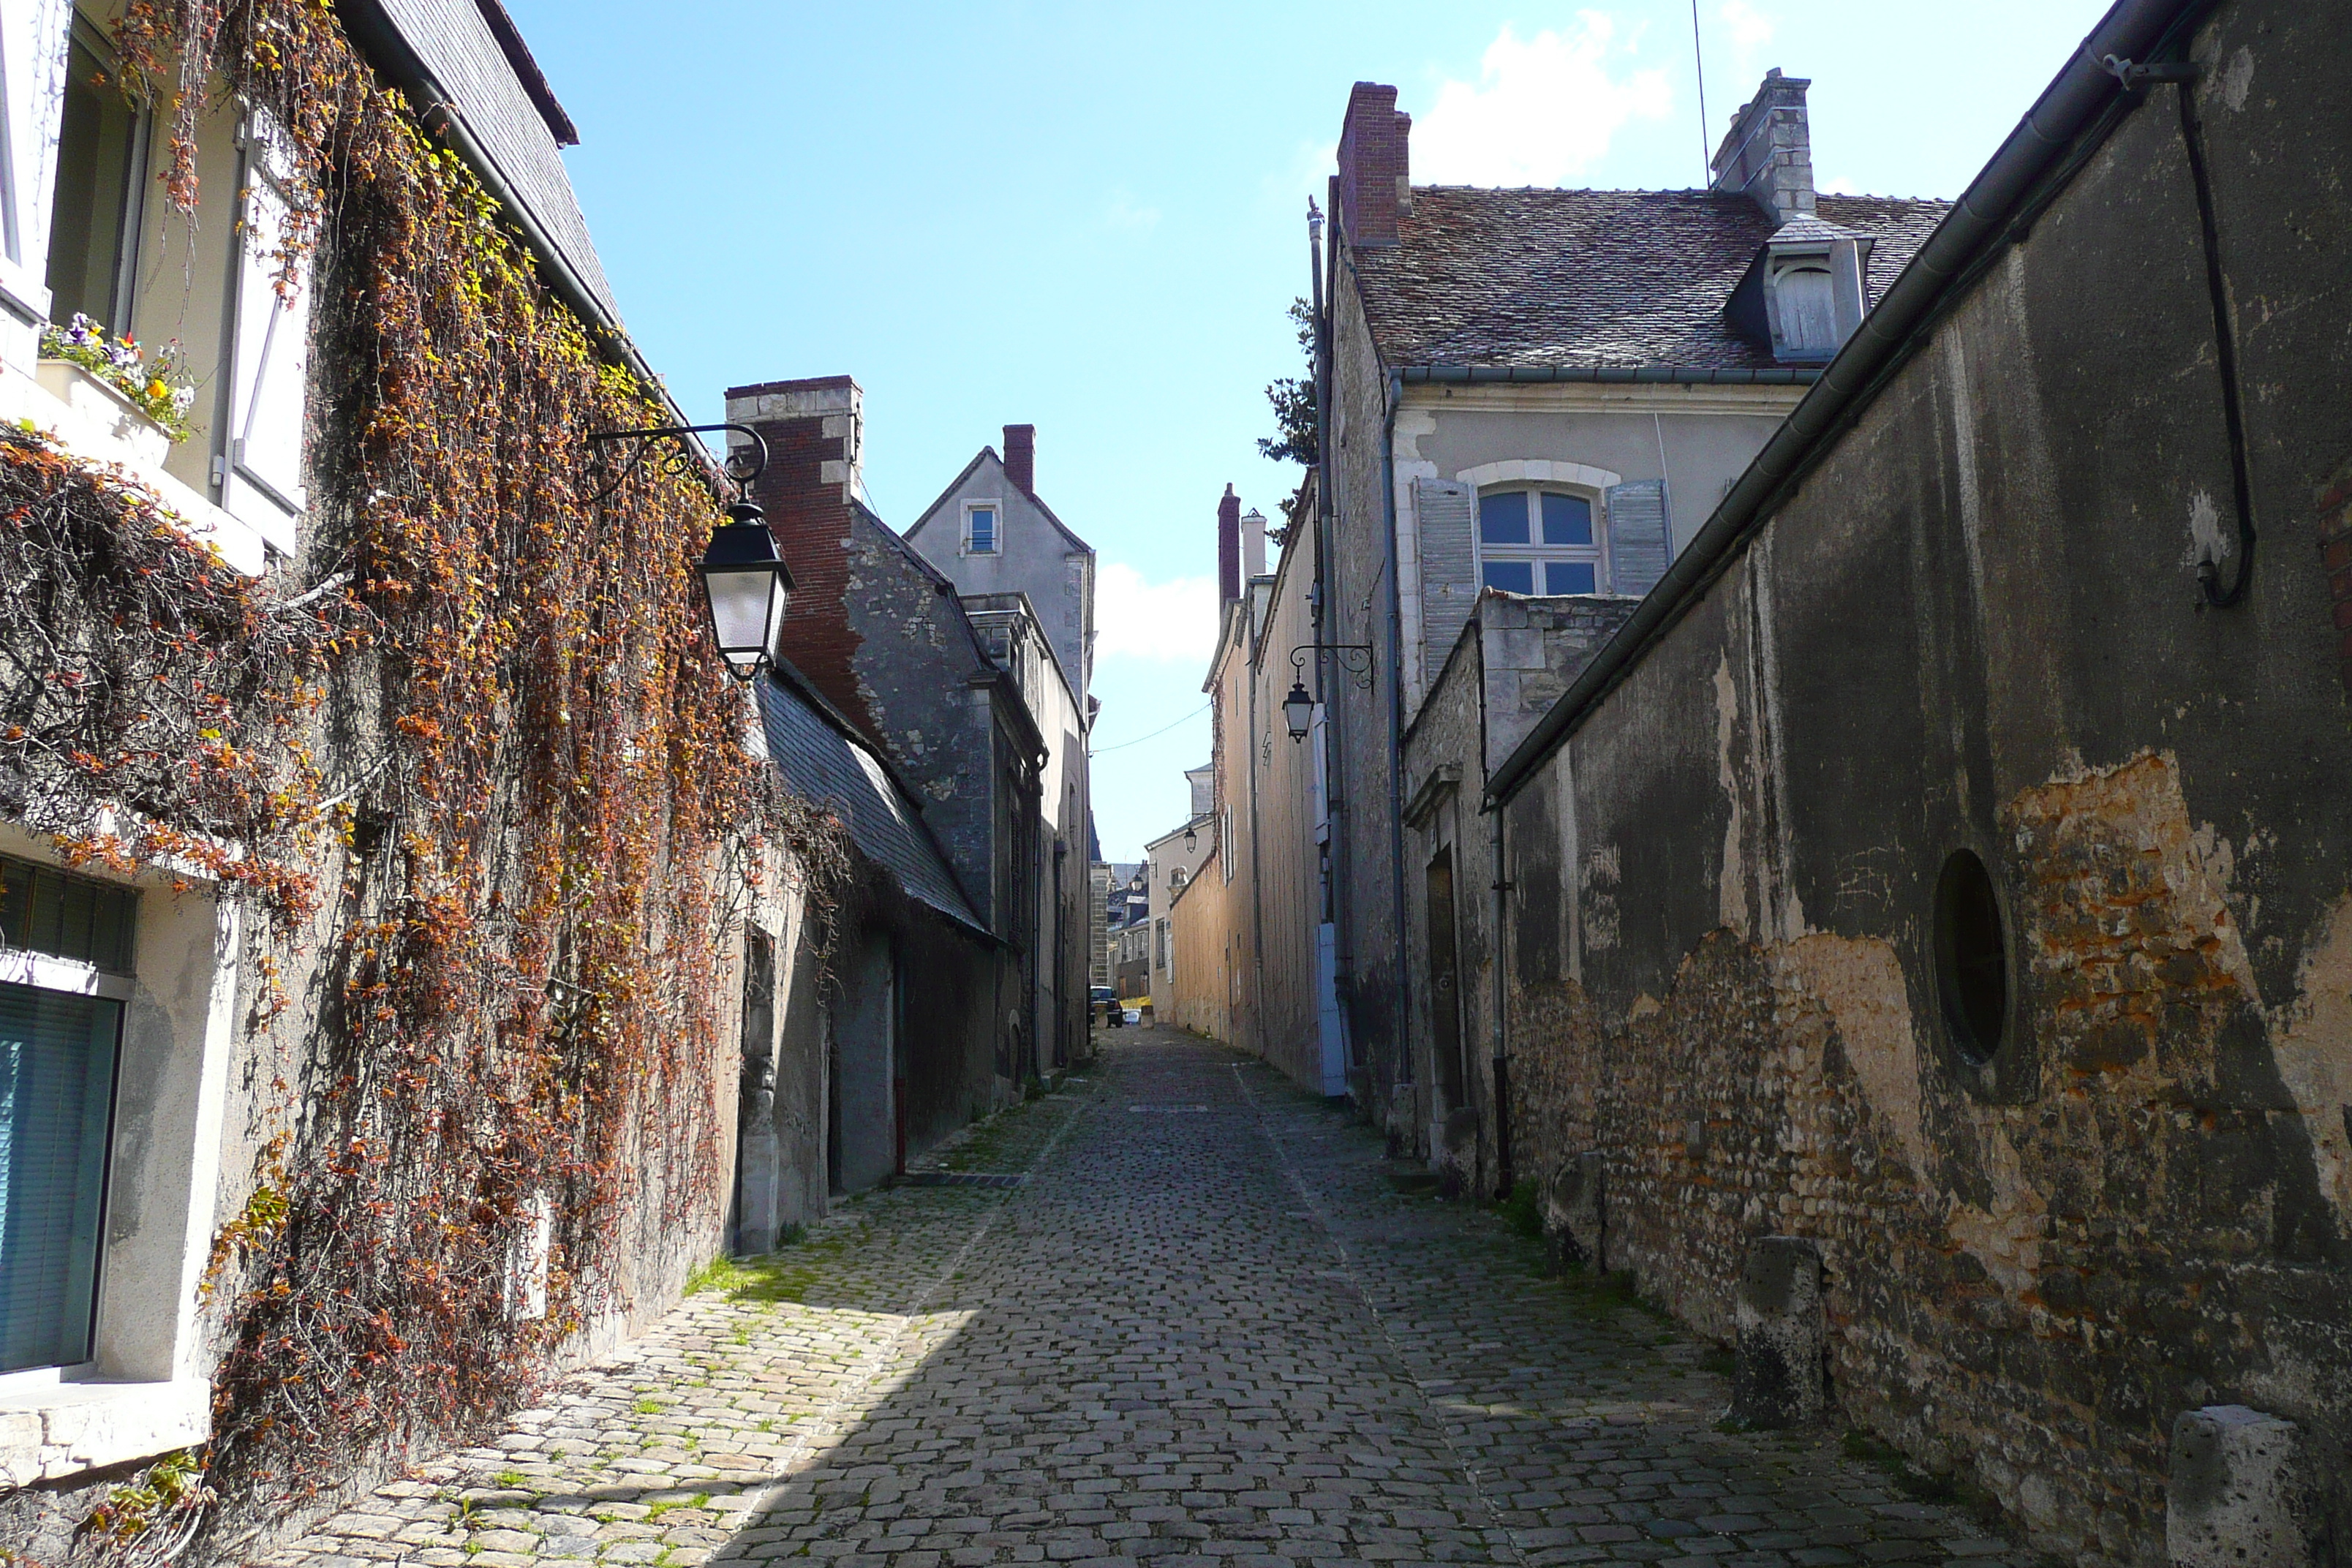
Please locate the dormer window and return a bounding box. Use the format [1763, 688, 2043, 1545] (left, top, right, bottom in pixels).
[1477, 487, 1603, 595]
[1768, 259, 1837, 360]
[962, 502, 1000, 556]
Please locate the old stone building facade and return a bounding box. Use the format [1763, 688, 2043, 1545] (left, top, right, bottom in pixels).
[1188, 0, 2352, 1552]
[1312, 69, 1945, 1147]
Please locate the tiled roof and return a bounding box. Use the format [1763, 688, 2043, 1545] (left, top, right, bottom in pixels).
[354, 0, 622, 326]
[1353, 187, 1950, 371]
[756, 676, 987, 938]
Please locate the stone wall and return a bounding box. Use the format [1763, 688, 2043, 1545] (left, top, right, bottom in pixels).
[1496, 4, 2352, 1556]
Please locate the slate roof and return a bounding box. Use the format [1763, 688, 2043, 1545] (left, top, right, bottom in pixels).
[351, 0, 622, 326]
[1353, 188, 1950, 371]
[756, 674, 987, 938]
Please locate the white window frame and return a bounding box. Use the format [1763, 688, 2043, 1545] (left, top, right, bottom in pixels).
[0, 834, 238, 1488]
[1474, 483, 1607, 598]
[961, 497, 1003, 557]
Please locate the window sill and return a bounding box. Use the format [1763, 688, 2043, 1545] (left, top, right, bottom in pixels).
[0, 360, 268, 576]
[0, 1378, 209, 1487]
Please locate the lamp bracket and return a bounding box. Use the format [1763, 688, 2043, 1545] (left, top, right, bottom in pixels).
[1290, 642, 1375, 690]
[586, 422, 770, 507]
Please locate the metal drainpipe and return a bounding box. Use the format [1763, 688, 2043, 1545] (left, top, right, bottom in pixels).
[1380, 369, 1412, 1104]
[1245, 614, 1268, 1061]
[1311, 209, 1361, 1087]
[1478, 627, 1513, 1201]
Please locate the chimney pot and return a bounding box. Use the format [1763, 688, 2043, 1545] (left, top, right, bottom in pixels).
[1003, 423, 1036, 495]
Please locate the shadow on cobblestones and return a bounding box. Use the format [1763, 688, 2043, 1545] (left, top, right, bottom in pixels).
[269, 1029, 2042, 1568]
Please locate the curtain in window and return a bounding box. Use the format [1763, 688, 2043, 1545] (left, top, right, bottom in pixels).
[0, 982, 119, 1372]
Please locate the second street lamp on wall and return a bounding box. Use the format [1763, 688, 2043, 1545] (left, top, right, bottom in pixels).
[699, 500, 793, 681]
[1282, 681, 1316, 742]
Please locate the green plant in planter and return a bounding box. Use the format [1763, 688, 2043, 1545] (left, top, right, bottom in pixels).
[40, 314, 197, 440]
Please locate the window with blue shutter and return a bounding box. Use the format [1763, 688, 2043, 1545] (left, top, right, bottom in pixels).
[0, 982, 120, 1372]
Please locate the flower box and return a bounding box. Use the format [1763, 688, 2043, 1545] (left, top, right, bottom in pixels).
[36, 358, 174, 470]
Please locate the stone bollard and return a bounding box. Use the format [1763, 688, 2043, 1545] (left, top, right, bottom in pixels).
[2168, 1406, 2312, 1568]
[1730, 1235, 1825, 1428]
[1542, 1152, 1605, 1272]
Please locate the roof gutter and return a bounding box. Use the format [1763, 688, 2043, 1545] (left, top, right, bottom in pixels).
[1484, 0, 2211, 809]
[1401, 365, 1819, 386]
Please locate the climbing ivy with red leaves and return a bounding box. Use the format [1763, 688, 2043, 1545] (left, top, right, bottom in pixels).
[0, 0, 859, 1544]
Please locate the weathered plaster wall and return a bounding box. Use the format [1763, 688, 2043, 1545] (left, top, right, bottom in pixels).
[1501, 7, 2352, 1557]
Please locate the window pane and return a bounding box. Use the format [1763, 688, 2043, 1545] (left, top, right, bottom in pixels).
[1545, 561, 1599, 595]
[1541, 493, 1594, 546]
[1481, 560, 1536, 594]
[969, 508, 995, 551]
[45, 37, 140, 330]
[1477, 491, 1530, 546]
[0, 984, 120, 1372]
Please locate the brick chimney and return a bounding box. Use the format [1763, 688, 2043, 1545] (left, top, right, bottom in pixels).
[1218, 486, 1240, 606]
[1003, 423, 1035, 495]
[1337, 82, 1411, 249]
[1710, 69, 1815, 225]
[723, 374, 872, 730]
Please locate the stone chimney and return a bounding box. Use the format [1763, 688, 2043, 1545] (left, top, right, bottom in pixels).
[1710, 69, 1815, 225]
[1241, 508, 1267, 581]
[1003, 423, 1035, 495]
[1218, 486, 1241, 606]
[1337, 82, 1411, 249]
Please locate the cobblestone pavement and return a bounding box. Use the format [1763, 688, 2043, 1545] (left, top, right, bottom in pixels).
[270, 1028, 2040, 1568]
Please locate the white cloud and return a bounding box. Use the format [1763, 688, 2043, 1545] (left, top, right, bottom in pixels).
[1413, 15, 1673, 188]
[1096, 562, 1219, 666]
[1719, 0, 1774, 72]
[1104, 191, 1161, 233]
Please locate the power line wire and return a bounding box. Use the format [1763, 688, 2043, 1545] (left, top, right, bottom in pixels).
[1089, 702, 1210, 756]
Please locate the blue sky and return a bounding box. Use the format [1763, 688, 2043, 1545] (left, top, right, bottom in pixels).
[508, 0, 2114, 864]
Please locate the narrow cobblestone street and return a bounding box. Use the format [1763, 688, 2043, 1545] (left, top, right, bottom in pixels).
[271, 1029, 2039, 1568]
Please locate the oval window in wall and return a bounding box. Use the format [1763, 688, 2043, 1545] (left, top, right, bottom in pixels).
[1934, 849, 2009, 1063]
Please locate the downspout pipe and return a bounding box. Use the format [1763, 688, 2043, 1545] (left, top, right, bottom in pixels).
[1381, 369, 1411, 1098]
[1485, 0, 2212, 809]
[1310, 201, 1360, 1082]
[1478, 626, 1512, 1201]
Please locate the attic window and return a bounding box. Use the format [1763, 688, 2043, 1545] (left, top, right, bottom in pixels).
[962, 502, 999, 556]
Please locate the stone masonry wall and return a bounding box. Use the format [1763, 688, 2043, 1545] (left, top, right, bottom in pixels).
[1498, 4, 2352, 1560]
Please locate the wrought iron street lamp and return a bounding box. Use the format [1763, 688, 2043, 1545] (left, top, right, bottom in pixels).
[587, 422, 791, 681]
[1282, 643, 1373, 742]
[1183, 822, 1198, 853]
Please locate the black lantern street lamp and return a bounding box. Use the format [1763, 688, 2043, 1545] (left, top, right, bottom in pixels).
[699, 500, 793, 679]
[1281, 680, 1316, 741]
[587, 422, 790, 682]
[1282, 643, 1374, 743]
[1183, 821, 1198, 853]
